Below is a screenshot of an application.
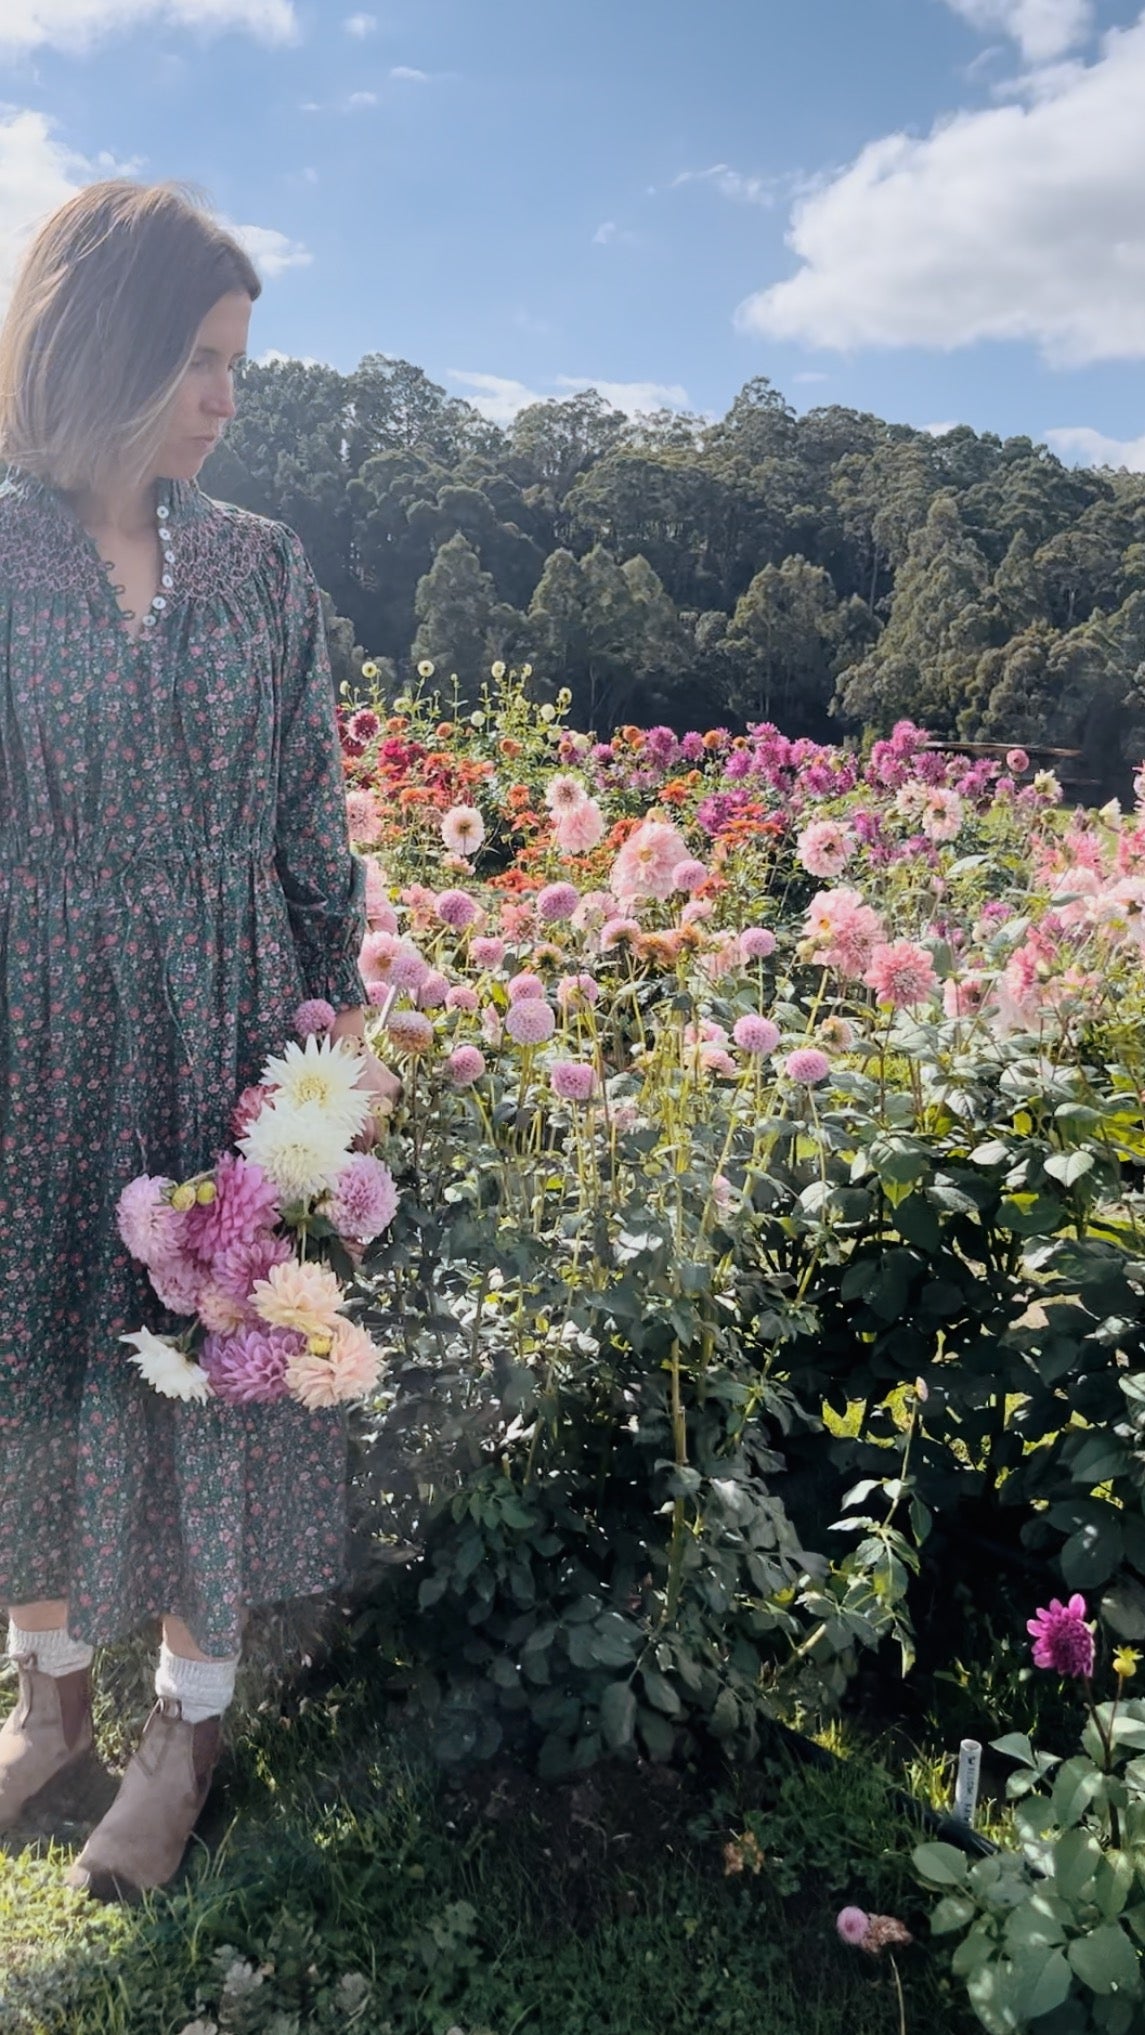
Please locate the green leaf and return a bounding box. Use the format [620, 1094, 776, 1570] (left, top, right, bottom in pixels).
[991, 1733, 1037, 1769]
[1053, 1828, 1102, 1902]
[1060, 1514, 1124, 1591]
[930, 1893, 977, 1934]
[641, 1666, 683, 1716]
[914, 1841, 970, 1886]
[1052, 1756, 1106, 1829]
[1015, 1946, 1072, 2020]
[1044, 1150, 1096, 1187]
[1067, 1922, 1141, 1997]
[599, 1680, 636, 1751]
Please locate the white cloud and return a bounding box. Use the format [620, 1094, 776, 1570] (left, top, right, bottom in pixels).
[390, 64, 429, 80]
[921, 421, 961, 437]
[347, 90, 378, 107]
[1045, 424, 1145, 470]
[445, 370, 691, 425]
[445, 372, 547, 424]
[592, 220, 639, 246]
[671, 163, 776, 207]
[0, 108, 311, 308]
[0, 0, 296, 53]
[553, 376, 691, 414]
[257, 347, 321, 367]
[343, 10, 376, 33]
[737, 16, 1145, 368]
[0, 109, 87, 303]
[942, 0, 1094, 61]
[792, 370, 830, 385]
[228, 222, 312, 277]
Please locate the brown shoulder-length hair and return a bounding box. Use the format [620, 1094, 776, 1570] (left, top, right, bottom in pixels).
[0, 179, 261, 492]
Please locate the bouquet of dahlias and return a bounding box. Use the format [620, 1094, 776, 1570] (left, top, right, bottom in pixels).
[115, 1001, 398, 1410]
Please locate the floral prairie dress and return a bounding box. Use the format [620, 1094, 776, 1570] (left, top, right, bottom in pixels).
[0, 472, 368, 1656]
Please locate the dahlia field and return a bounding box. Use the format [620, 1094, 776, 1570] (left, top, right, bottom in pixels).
[337, 665, 1145, 2023]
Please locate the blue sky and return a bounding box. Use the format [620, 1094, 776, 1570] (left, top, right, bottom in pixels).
[2, 0, 1145, 464]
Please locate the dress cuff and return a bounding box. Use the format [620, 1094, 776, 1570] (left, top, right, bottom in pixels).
[284, 853, 369, 1011]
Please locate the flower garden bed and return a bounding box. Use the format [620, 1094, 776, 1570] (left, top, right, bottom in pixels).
[335, 666, 1145, 2031]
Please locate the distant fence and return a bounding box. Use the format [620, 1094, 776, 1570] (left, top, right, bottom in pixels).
[922, 740, 1098, 796]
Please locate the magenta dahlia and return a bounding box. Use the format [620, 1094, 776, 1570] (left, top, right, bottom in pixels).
[182, 1152, 282, 1268]
[201, 1324, 303, 1405]
[1028, 1595, 1095, 1679]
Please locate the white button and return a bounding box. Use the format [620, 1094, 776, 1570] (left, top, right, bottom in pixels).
[153, 596, 167, 609]
[162, 574, 174, 589]
[157, 504, 170, 521]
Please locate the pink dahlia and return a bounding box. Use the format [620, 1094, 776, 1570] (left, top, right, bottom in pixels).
[447, 1045, 486, 1085]
[610, 820, 690, 903]
[672, 859, 709, 894]
[1007, 748, 1030, 776]
[201, 1324, 301, 1405]
[537, 882, 580, 923]
[921, 788, 964, 844]
[557, 972, 601, 1009]
[943, 972, 994, 1019]
[804, 888, 885, 979]
[740, 926, 777, 961]
[388, 1009, 435, 1054]
[329, 1154, 399, 1244]
[182, 1152, 281, 1266]
[797, 820, 855, 880]
[785, 1048, 831, 1085]
[346, 787, 383, 846]
[733, 1014, 781, 1056]
[1028, 1596, 1094, 1679]
[550, 1060, 598, 1102]
[446, 984, 479, 1013]
[418, 969, 450, 1009]
[864, 940, 939, 1009]
[210, 1229, 294, 1308]
[470, 936, 506, 969]
[294, 998, 336, 1039]
[508, 971, 546, 1002]
[231, 1084, 274, 1142]
[556, 798, 606, 856]
[328, 1319, 385, 1401]
[116, 1175, 188, 1271]
[149, 1255, 202, 1316]
[436, 888, 479, 931]
[599, 916, 642, 952]
[545, 773, 589, 814]
[365, 860, 398, 933]
[440, 805, 485, 856]
[386, 945, 431, 994]
[836, 1908, 870, 1948]
[504, 999, 556, 1046]
[360, 928, 400, 979]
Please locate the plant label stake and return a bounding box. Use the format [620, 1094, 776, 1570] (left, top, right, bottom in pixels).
[954, 1738, 982, 1826]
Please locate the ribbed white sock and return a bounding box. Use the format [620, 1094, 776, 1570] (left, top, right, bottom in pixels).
[155, 1642, 239, 1724]
[6, 1622, 94, 1678]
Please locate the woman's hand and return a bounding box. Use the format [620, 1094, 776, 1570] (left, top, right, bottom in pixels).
[352, 1048, 403, 1152]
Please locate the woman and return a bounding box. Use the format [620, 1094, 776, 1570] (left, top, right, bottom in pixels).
[0, 181, 397, 1900]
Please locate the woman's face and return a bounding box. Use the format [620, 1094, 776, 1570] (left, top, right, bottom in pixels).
[152, 289, 252, 481]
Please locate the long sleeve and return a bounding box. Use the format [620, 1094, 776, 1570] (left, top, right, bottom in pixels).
[273, 528, 369, 1012]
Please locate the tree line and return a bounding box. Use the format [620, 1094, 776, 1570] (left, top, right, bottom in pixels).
[203, 354, 1145, 794]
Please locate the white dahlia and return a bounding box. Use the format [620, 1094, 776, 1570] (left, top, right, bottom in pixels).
[257, 1035, 371, 1143]
[238, 1097, 357, 1202]
[120, 1328, 213, 1404]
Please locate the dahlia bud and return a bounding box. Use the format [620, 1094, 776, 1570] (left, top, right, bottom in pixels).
[170, 1183, 197, 1213]
[195, 1181, 218, 1206]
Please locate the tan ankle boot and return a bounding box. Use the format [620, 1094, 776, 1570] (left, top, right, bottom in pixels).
[65, 1697, 221, 1903]
[0, 1654, 94, 1832]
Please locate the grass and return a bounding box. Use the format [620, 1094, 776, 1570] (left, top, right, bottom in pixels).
[0, 1641, 979, 2035]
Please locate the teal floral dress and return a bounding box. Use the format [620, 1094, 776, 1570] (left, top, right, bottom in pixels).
[0, 472, 368, 1657]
